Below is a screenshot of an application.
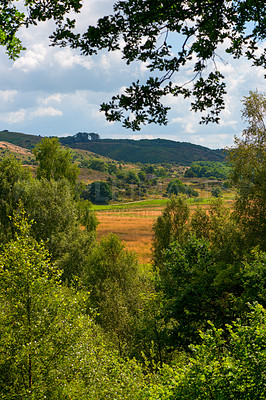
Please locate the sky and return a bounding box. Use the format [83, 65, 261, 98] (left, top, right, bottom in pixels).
[0, 0, 265, 149]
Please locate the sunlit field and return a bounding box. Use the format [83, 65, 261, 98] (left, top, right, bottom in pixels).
[96, 209, 162, 264]
[95, 193, 235, 264]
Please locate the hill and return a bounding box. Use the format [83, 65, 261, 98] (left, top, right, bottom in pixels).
[61, 137, 225, 164]
[0, 130, 226, 164]
[0, 130, 41, 149]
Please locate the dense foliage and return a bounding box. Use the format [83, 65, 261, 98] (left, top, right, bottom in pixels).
[33, 137, 79, 186]
[87, 181, 113, 204]
[0, 92, 265, 398]
[185, 161, 230, 180]
[167, 179, 199, 197]
[66, 138, 225, 164]
[229, 91, 266, 250]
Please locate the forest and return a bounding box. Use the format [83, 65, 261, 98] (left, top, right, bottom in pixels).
[0, 91, 265, 399]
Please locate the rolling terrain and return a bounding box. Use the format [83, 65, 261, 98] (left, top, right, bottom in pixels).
[61, 137, 226, 164]
[0, 130, 226, 164]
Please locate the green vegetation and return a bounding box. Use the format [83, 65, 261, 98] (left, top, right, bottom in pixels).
[91, 198, 171, 211]
[33, 137, 79, 186]
[185, 161, 231, 180]
[86, 181, 113, 204]
[0, 92, 265, 398]
[229, 90, 266, 250]
[167, 179, 199, 197]
[211, 186, 223, 197]
[0, 130, 41, 149]
[65, 138, 225, 164]
[88, 157, 108, 172]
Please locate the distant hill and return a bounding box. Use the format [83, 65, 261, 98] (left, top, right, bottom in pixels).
[61, 137, 226, 164]
[0, 130, 42, 149]
[0, 130, 226, 164]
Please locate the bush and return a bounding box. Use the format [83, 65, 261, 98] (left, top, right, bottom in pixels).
[89, 158, 107, 172]
[88, 181, 113, 204]
[211, 187, 223, 197]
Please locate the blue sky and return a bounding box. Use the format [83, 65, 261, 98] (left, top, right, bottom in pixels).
[0, 0, 265, 149]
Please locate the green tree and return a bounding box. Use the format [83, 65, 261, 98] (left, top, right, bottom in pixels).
[190, 199, 243, 263]
[211, 186, 223, 198]
[167, 179, 198, 198]
[0, 212, 90, 399]
[14, 179, 96, 282]
[153, 196, 190, 267]
[15, 179, 77, 254]
[138, 170, 146, 182]
[241, 249, 266, 307]
[83, 234, 142, 356]
[89, 157, 107, 172]
[157, 236, 217, 347]
[88, 180, 113, 204]
[166, 179, 186, 195]
[126, 170, 140, 184]
[0, 156, 31, 245]
[0, 212, 149, 400]
[107, 162, 118, 175]
[33, 137, 79, 186]
[152, 197, 245, 351]
[170, 304, 266, 400]
[229, 91, 266, 250]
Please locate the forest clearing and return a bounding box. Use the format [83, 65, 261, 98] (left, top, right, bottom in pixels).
[95, 194, 234, 263]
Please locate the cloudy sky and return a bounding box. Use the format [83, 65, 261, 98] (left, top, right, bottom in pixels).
[0, 0, 265, 149]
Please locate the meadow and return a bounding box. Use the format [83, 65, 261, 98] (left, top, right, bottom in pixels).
[95, 193, 235, 263]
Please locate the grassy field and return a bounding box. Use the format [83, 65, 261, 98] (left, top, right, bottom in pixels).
[95, 193, 235, 264]
[91, 196, 215, 211]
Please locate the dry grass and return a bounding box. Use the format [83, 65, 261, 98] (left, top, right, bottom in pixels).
[0, 141, 32, 155]
[96, 196, 235, 264]
[96, 211, 159, 264]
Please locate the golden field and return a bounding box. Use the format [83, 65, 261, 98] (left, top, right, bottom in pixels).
[96, 209, 163, 264]
[95, 195, 235, 264]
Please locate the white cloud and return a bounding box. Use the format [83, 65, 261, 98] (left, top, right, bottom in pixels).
[12, 44, 47, 72]
[129, 134, 155, 140]
[171, 114, 198, 134]
[0, 90, 17, 103]
[219, 118, 238, 128]
[190, 134, 233, 149]
[39, 94, 63, 105]
[99, 54, 111, 71]
[29, 107, 63, 119]
[54, 48, 94, 70]
[0, 110, 26, 124]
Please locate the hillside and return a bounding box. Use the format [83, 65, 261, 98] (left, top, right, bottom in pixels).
[0, 130, 41, 149]
[0, 130, 226, 164]
[61, 137, 226, 164]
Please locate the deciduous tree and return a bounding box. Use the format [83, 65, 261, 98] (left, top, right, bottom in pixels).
[230, 91, 266, 250]
[83, 234, 142, 356]
[1, 1, 265, 128]
[0, 156, 31, 245]
[53, 0, 265, 129]
[33, 137, 79, 186]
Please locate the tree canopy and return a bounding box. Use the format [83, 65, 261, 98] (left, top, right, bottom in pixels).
[33, 137, 79, 186]
[229, 90, 266, 250]
[1, 1, 265, 129]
